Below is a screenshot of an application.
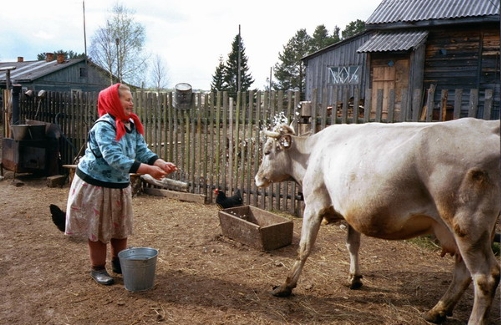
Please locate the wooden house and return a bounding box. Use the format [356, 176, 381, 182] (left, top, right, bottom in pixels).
[0, 53, 115, 94]
[303, 0, 500, 120]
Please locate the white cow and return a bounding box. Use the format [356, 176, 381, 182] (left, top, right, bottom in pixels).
[255, 118, 500, 324]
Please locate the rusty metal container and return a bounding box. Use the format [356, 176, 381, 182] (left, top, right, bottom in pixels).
[218, 205, 293, 251]
[10, 124, 45, 141]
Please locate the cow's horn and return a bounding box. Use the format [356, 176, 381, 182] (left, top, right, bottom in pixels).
[263, 130, 280, 138]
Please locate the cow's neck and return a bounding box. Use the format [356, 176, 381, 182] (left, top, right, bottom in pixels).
[288, 135, 313, 186]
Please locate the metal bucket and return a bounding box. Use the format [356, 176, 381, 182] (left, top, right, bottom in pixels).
[11, 124, 45, 140]
[118, 247, 158, 292]
[173, 83, 192, 110]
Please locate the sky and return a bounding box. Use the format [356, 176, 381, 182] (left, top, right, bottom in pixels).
[0, 0, 379, 90]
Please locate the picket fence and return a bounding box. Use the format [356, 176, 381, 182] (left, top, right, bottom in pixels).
[13, 87, 498, 216]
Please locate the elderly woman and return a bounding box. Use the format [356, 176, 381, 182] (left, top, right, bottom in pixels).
[65, 83, 176, 285]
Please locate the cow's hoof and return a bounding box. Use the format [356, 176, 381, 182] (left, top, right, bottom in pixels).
[271, 285, 292, 297]
[349, 275, 363, 290]
[349, 281, 363, 290]
[423, 310, 447, 324]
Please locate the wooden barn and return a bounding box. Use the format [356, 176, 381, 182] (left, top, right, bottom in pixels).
[0, 53, 114, 94]
[303, 0, 500, 120]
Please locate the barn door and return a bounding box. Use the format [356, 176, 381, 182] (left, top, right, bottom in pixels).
[371, 59, 409, 120]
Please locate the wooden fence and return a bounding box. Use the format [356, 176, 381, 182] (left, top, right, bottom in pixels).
[10, 86, 498, 216]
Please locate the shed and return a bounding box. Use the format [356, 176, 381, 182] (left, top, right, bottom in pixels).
[303, 0, 500, 119]
[303, 31, 372, 103]
[0, 53, 115, 94]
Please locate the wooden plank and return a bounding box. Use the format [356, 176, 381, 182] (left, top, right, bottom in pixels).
[363, 88, 371, 122]
[252, 90, 261, 208]
[194, 92, 202, 194]
[425, 85, 435, 122]
[411, 88, 422, 122]
[141, 174, 189, 192]
[453, 89, 462, 120]
[269, 89, 277, 210]
[143, 187, 206, 204]
[320, 87, 327, 128]
[352, 88, 360, 124]
[483, 89, 493, 120]
[341, 87, 348, 123]
[387, 89, 395, 122]
[468, 89, 479, 117]
[375, 89, 383, 122]
[206, 92, 215, 201]
[228, 97, 234, 193]
[439, 89, 449, 121]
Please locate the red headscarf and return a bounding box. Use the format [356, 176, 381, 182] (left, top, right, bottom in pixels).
[97, 83, 144, 140]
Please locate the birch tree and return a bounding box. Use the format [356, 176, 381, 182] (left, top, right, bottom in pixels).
[89, 2, 148, 86]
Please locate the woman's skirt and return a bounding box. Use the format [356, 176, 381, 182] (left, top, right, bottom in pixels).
[65, 174, 133, 243]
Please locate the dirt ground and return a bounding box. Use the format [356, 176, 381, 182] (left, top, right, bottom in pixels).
[0, 172, 499, 325]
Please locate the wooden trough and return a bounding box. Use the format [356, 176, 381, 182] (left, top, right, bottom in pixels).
[218, 205, 293, 251]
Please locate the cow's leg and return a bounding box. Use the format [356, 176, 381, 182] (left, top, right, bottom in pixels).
[272, 205, 323, 297]
[426, 170, 501, 324]
[423, 255, 471, 323]
[466, 259, 500, 325]
[456, 233, 500, 325]
[451, 171, 500, 325]
[346, 225, 363, 289]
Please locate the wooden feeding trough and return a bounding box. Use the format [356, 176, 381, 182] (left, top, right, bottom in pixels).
[218, 205, 293, 251]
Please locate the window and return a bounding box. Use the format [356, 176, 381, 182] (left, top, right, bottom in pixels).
[329, 66, 360, 84]
[79, 67, 88, 78]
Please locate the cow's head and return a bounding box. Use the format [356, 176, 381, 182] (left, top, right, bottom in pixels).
[255, 124, 295, 188]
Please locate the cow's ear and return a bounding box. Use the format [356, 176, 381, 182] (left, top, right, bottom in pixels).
[280, 135, 292, 149]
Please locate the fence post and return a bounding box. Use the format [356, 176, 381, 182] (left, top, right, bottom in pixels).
[453, 89, 462, 120]
[425, 86, 435, 122]
[411, 88, 422, 121]
[363, 88, 372, 122]
[468, 89, 479, 117]
[375, 89, 383, 122]
[483, 89, 493, 119]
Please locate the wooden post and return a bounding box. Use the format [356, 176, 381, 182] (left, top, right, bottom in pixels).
[298, 101, 312, 135]
[440, 89, 448, 121]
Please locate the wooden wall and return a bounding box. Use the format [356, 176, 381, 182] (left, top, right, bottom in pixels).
[304, 23, 500, 121]
[423, 24, 500, 116]
[303, 32, 371, 105]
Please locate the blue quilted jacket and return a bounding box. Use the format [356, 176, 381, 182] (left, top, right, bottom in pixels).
[76, 114, 158, 188]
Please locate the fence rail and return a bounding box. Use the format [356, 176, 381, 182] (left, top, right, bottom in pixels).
[8, 86, 498, 216]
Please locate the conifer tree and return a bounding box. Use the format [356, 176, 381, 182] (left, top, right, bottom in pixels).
[223, 33, 254, 98]
[273, 21, 365, 96]
[273, 29, 312, 92]
[342, 19, 366, 39]
[211, 55, 227, 93]
[311, 25, 337, 52]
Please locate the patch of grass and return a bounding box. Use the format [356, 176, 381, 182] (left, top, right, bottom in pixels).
[406, 235, 440, 251]
[408, 235, 500, 256]
[492, 242, 500, 256]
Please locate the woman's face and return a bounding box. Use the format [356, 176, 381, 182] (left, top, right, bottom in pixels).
[120, 90, 134, 116]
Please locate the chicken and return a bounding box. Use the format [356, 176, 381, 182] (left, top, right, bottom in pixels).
[49, 204, 66, 232]
[214, 188, 243, 210]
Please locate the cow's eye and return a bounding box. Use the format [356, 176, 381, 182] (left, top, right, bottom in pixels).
[264, 150, 271, 155]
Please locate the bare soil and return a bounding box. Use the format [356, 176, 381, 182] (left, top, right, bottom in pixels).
[0, 172, 499, 325]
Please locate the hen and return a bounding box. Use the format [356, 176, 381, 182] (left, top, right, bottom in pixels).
[214, 188, 243, 210]
[50, 204, 66, 232]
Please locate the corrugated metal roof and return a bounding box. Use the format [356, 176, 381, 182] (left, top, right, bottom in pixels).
[357, 30, 428, 52]
[367, 0, 500, 24]
[0, 59, 84, 83]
